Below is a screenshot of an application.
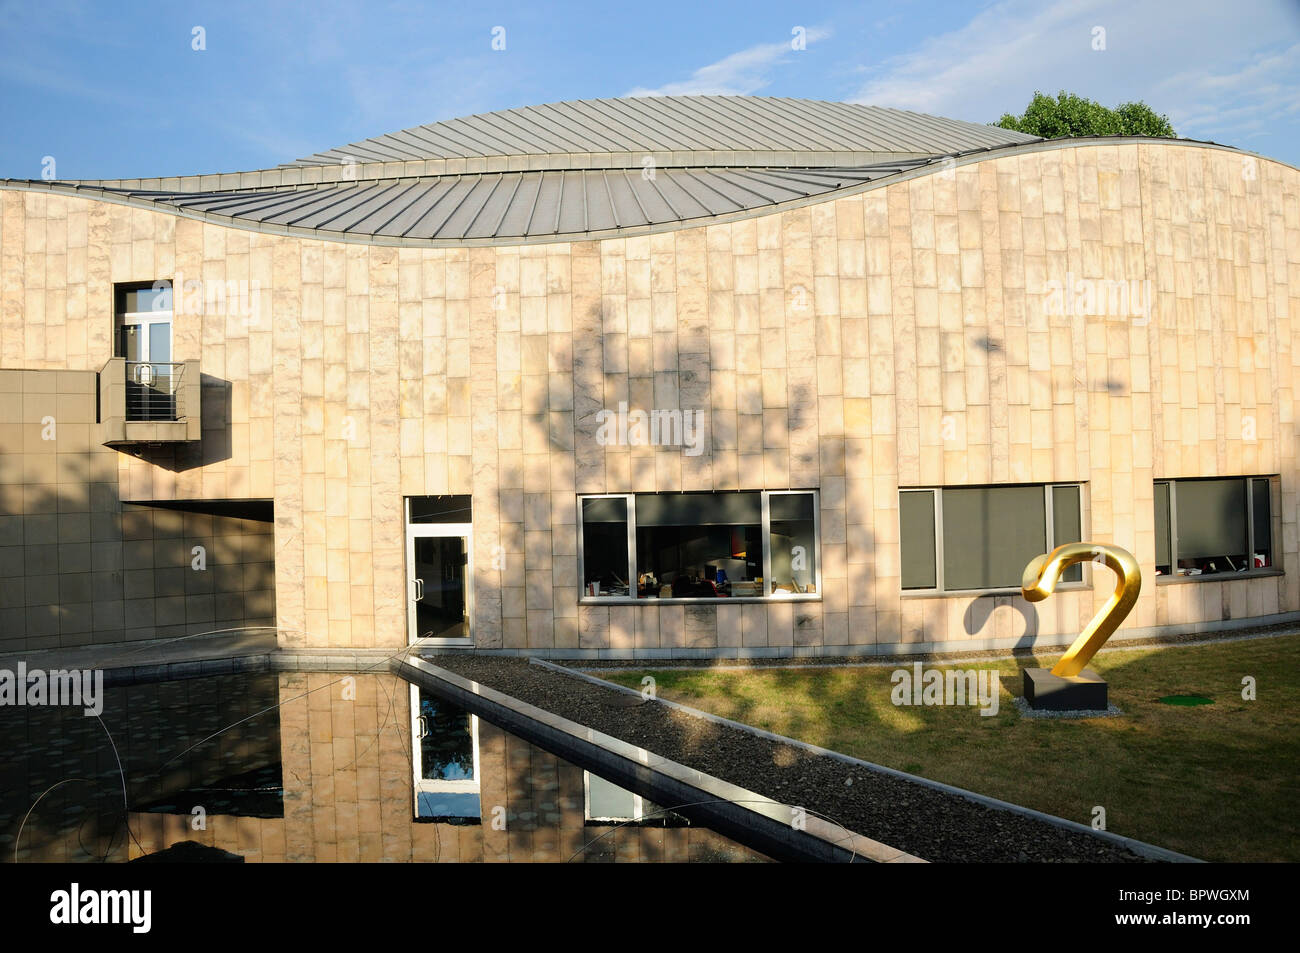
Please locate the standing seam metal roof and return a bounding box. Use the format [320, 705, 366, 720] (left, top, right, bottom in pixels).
[285, 96, 1038, 166]
[86, 162, 933, 240]
[2, 96, 1065, 243]
[4, 136, 1253, 247]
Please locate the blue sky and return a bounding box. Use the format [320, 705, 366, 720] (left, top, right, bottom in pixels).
[1, 0, 1297, 179]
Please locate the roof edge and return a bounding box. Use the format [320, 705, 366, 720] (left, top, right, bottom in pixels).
[2, 137, 1282, 250]
[31, 147, 1015, 193]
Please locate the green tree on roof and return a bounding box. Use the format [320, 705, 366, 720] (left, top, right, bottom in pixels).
[995, 91, 1176, 139]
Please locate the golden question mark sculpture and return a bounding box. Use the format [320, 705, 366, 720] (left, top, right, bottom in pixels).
[1021, 542, 1142, 677]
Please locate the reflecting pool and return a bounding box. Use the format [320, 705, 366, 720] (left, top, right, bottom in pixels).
[0, 671, 768, 863]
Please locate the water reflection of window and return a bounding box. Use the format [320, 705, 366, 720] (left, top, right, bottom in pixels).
[411, 686, 481, 822]
[584, 771, 644, 823]
[582, 771, 690, 828]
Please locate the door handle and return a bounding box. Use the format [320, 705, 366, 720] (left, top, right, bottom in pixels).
[413, 577, 425, 601]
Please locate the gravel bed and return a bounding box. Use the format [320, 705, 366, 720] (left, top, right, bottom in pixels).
[428, 654, 1154, 863]
[567, 622, 1298, 671]
[1012, 698, 1125, 719]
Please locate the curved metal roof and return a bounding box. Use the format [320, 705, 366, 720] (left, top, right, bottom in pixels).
[86, 161, 933, 242]
[48, 98, 1263, 247]
[287, 96, 1038, 168]
[2, 134, 1252, 247]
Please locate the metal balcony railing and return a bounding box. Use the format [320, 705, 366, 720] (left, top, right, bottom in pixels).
[125, 361, 186, 421]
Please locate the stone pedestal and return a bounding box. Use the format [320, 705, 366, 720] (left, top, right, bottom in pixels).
[1023, 668, 1108, 711]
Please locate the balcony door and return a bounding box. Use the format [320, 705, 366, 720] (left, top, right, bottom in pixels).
[119, 314, 172, 364]
[116, 284, 175, 420]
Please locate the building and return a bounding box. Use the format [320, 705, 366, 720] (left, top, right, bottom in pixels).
[1, 96, 1297, 660]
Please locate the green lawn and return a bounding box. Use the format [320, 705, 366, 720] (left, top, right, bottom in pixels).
[601, 635, 1300, 862]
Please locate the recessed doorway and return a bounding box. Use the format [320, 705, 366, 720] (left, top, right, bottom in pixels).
[405, 496, 473, 647]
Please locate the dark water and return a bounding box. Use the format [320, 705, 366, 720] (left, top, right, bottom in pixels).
[0, 670, 767, 863]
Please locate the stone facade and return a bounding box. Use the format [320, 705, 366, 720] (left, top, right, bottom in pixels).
[0, 368, 274, 654]
[2, 139, 1298, 657]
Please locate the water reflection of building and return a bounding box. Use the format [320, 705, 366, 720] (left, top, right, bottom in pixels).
[2, 672, 765, 863]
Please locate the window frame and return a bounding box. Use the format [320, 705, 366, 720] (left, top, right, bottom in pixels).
[577, 492, 637, 599]
[576, 489, 822, 604]
[113, 281, 174, 363]
[764, 488, 822, 599]
[1154, 476, 1282, 584]
[899, 482, 1088, 596]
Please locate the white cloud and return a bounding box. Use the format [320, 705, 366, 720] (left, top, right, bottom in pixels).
[624, 27, 831, 97]
[1158, 42, 1300, 141]
[851, 0, 1300, 157]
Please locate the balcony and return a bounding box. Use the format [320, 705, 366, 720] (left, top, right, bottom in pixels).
[99, 357, 201, 445]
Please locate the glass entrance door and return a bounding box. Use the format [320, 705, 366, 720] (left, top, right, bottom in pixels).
[406, 523, 473, 645]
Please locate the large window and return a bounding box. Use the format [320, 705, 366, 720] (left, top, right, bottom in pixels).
[900, 484, 1084, 593]
[1154, 477, 1276, 579]
[577, 490, 820, 601]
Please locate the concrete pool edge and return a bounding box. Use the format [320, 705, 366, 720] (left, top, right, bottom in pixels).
[392, 654, 924, 864]
[533, 658, 1203, 864]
